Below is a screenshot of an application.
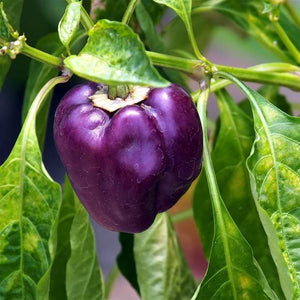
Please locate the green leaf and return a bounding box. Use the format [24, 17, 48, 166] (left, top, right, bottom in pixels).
[58, 1, 81, 53]
[0, 56, 10, 90]
[22, 33, 65, 149]
[65, 189, 104, 300]
[64, 19, 169, 87]
[245, 87, 300, 299]
[193, 89, 284, 298]
[134, 213, 195, 300]
[117, 233, 140, 294]
[152, 0, 191, 29]
[0, 79, 62, 298]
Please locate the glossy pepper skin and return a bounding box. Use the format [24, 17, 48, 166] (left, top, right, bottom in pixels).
[54, 82, 203, 233]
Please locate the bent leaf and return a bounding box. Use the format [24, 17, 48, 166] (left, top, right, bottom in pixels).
[193, 89, 284, 298]
[64, 19, 168, 87]
[134, 213, 195, 300]
[194, 86, 278, 300]
[0, 78, 63, 298]
[245, 87, 300, 299]
[58, 1, 81, 53]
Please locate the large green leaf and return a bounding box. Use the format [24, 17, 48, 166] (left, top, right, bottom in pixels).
[22, 33, 64, 149]
[64, 19, 168, 87]
[194, 85, 279, 299]
[65, 187, 104, 300]
[0, 78, 63, 298]
[193, 89, 284, 298]
[58, 1, 81, 53]
[134, 213, 195, 300]
[245, 87, 300, 299]
[0, 3, 10, 41]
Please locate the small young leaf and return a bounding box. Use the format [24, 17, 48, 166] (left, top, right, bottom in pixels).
[0, 78, 63, 298]
[134, 213, 196, 300]
[152, 0, 191, 29]
[193, 89, 284, 298]
[64, 19, 169, 87]
[58, 1, 81, 53]
[22, 33, 65, 149]
[65, 188, 104, 300]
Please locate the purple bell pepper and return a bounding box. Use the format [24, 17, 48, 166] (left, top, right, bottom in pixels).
[54, 82, 203, 233]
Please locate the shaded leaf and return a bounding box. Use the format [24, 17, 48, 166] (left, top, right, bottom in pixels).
[244, 86, 300, 299]
[117, 233, 140, 294]
[134, 213, 195, 300]
[65, 190, 104, 300]
[58, 1, 81, 53]
[193, 89, 284, 298]
[22, 33, 64, 149]
[49, 177, 76, 300]
[0, 79, 62, 298]
[64, 19, 168, 87]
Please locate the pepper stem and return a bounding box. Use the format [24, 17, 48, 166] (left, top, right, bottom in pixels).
[108, 85, 130, 100]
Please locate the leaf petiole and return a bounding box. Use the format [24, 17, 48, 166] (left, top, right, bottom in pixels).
[122, 0, 139, 24]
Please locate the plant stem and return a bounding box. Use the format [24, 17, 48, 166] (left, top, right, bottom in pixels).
[272, 20, 300, 64]
[215, 64, 300, 90]
[171, 208, 193, 223]
[122, 0, 139, 24]
[22, 43, 62, 68]
[104, 265, 120, 300]
[147, 51, 204, 78]
[284, 0, 300, 29]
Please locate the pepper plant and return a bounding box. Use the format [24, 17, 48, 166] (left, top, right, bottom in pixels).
[0, 0, 300, 299]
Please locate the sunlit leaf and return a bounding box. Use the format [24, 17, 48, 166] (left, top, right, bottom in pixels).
[0, 79, 62, 298]
[245, 87, 300, 299]
[134, 213, 195, 300]
[64, 19, 168, 87]
[58, 1, 81, 53]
